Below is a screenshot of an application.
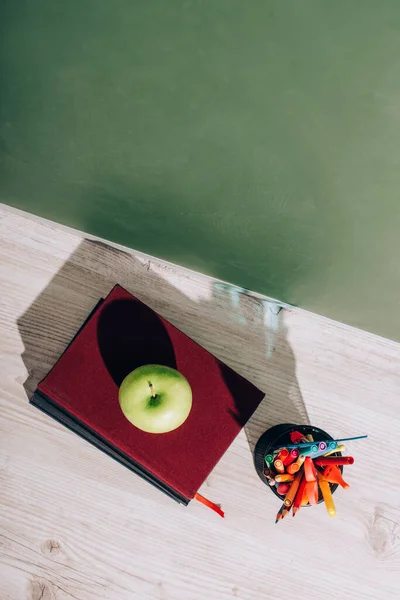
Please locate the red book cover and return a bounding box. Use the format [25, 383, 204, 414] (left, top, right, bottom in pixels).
[31, 285, 265, 504]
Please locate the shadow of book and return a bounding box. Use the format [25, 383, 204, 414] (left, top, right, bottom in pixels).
[17, 237, 310, 462]
[97, 297, 176, 387]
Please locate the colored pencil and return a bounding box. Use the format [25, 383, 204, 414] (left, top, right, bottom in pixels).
[283, 471, 303, 508]
[272, 434, 367, 450]
[292, 474, 307, 517]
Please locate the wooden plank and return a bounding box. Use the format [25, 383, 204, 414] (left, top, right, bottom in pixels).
[1, 204, 399, 600]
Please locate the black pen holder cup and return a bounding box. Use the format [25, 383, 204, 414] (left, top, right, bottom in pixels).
[254, 424, 342, 505]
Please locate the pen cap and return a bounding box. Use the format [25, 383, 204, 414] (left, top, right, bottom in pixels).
[254, 424, 342, 505]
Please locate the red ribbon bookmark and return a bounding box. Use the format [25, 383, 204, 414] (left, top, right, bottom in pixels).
[195, 493, 225, 518]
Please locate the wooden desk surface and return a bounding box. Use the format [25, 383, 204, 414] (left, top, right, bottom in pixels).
[1, 205, 399, 600]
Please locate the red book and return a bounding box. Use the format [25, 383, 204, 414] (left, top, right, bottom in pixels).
[31, 285, 264, 506]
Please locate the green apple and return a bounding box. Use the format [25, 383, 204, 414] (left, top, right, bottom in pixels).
[119, 364, 192, 434]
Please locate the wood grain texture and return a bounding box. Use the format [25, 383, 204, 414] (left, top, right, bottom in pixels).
[1, 204, 400, 600]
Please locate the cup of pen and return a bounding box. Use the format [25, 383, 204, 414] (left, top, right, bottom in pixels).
[254, 424, 349, 521]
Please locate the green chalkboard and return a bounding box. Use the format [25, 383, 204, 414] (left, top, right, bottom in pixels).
[2, 1, 400, 341]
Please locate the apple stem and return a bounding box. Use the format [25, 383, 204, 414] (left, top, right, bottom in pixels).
[148, 381, 156, 398]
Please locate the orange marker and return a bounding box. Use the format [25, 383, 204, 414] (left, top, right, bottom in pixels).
[304, 457, 317, 482]
[274, 459, 285, 473]
[292, 475, 307, 517]
[283, 448, 299, 466]
[283, 471, 303, 508]
[305, 480, 318, 505]
[287, 462, 300, 474]
[287, 455, 305, 474]
[277, 483, 291, 495]
[275, 473, 295, 483]
[323, 465, 350, 489]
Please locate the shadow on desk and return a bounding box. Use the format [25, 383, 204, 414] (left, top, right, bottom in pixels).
[17, 238, 309, 459]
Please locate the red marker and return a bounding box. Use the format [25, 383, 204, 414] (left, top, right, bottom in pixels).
[315, 456, 354, 467]
[276, 448, 290, 461]
[290, 431, 308, 444]
[283, 448, 300, 466]
[277, 483, 291, 495]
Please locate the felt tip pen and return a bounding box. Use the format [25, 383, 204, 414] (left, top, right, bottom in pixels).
[289, 431, 309, 444]
[323, 465, 350, 489]
[300, 442, 335, 457]
[314, 456, 354, 466]
[287, 455, 306, 474]
[304, 457, 317, 482]
[286, 462, 300, 474]
[274, 459, 285, 473]
[302, 444, 338, 460]
[317, 473, 336, 516]
[265, 454, 274, 465]
[305, 480, 318, 505]
[275, 473, 295, 483]
[276, 448, 289, 461]
[324, 443, 345, 456]
[277, 483, 291, 495]
[283, 448, 299, 466]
